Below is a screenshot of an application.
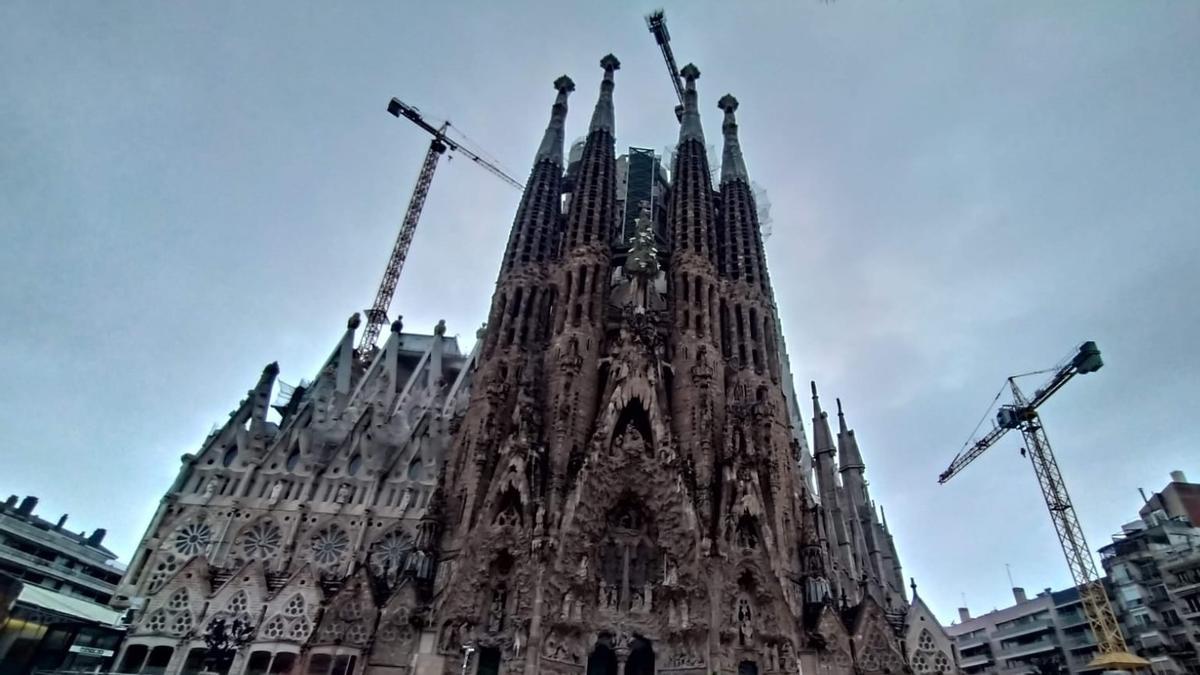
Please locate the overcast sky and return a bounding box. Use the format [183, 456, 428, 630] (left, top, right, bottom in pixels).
[2, 1, 1197, 624]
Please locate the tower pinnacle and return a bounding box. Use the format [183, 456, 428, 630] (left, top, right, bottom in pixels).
[678, 63, 704, 143]
[718, 93, 748, 183]
[534, 75, 575, 165]
[588, 54, 620, 135]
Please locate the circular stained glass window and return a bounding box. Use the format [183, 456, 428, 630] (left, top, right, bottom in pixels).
[240, 521, 283, 560]
[173, 522, 212, 556]
[309, 526, 350, 567]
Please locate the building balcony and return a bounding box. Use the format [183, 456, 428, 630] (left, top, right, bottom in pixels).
[956, 634, 989, 650]
[998, 636, 1059, 660]
[1056, 610, 1089, 628]
[0, 544, 117, 596]
[994, 618, 1056, 640]
[959, 653, 994, 669]
[1064, 634, 1098, 650]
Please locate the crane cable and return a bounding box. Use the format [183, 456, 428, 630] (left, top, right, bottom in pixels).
[951, 382, 1007, 464]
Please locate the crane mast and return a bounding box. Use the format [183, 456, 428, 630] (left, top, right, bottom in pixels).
[940, 342, 1148, 670]
[357, 99, 523, 359]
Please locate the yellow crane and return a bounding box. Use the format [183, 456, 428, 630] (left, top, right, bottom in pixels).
[939, 341, 1148, 671]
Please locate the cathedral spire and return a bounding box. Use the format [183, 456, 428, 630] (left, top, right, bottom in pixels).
[589, 54, 620, 135]
[811, 382, 837, 458]
[678, 64, 704, 144]
[718, 94, 748, 184]
[836, 398, 864, 471]
[534, 76, 574, 165]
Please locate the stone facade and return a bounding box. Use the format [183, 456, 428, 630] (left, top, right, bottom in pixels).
[111, 55, 957, 675]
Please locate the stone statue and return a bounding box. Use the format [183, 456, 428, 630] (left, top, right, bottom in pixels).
[576, 555, 589, 580]
[663, 557, 679, 586]
[398, 488, 413, 513]
[268, 482, 283, 504]
[335, 484, 352, 504]
[202, 481, 217, 499]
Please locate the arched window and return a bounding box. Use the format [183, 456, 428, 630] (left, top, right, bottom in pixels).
[347, 454, 362, 476]
[587, 640, 618, 675]
[407, 457, 425, 481]
[286, 447, 301, 472]
[222, 446, 238, 468]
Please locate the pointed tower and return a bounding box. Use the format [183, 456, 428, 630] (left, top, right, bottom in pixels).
[545, 55, 621, 514]
[666, 64, 726, 537]
[442, 75, 575, 534]
[812, 382, 859, 601]
[836, 399, 882, 604]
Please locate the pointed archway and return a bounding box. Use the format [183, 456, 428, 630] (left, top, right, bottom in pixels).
[627, 637, 655, 675]
[587, 638, 618, 675]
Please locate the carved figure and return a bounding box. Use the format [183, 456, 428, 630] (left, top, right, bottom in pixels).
[267, 482, 283, 504]
[335, 484, 352, 504]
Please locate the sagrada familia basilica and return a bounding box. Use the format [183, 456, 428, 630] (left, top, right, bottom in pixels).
[110, 54, 960, 675]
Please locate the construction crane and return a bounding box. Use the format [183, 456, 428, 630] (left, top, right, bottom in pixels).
[940, 342, 1148, 671]
[646, 10, 685, 119]
[357, 99, 523, 358]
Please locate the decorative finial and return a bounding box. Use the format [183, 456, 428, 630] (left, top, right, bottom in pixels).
[836, 398, 844, 416]
[719, 93, 749, 183]
[476, 322, 487, 340]
[347, 313, 361, 329]
[810, 380, 818, 398]
[390, 318, 403, 334]
[264, 361, 280, 377]
[910, 577, 918, 597]
[434, 319, 447, 336]
[677, 64, 704, 143]
[600, 54, 621, 73]
[554, 75, 575, 94]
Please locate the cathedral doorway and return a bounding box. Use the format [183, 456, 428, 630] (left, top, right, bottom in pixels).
[586, 641, 617, 675]
[476, 647, 502, 675]
[627, 637, 655, 675]
[739, 660, 759, 675]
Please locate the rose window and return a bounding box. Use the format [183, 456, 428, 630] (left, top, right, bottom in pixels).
[147, 554, 180, 592]
[346, 622, 370, 645]
[144, 609, 168, 633]
[288, 617, 311, 641]
[169, 612, 193, 636]
[338, 599, 364, 621]
[172, 521, 212, 556]
[319, 621, 345, 642]
[227, 591, 249, 615]
[309, 526, 350, 567]
[261, 615, 287, 640]
[240, 521, 283, 560]
[167, 589, 190, 610]
[369, 531, 413, 578]
[283, 594, 306, 617]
